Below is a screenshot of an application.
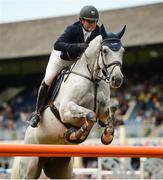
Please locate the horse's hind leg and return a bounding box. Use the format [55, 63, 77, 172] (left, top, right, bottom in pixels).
[11, 157, 21, 179]
[43, 157, 73, 179]
[60, 102, 96, 143]
[19, 157, 46, 179]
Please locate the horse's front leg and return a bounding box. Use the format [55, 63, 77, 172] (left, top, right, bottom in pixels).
[101, 105, 118, 145]
[60, 101, 96, 143]
[101, 120, 114, 145]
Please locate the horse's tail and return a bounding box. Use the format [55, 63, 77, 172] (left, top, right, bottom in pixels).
[11, 157, 21, 179]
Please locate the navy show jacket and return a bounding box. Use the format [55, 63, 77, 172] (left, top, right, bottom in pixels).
[54, 21, 100, 60]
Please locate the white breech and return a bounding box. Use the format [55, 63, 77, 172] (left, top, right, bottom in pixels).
[44, 49, 75, 86]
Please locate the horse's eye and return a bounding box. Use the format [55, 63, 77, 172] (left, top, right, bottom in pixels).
[103, 49, 108, 54]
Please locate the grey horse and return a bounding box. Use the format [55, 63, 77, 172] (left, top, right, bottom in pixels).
[11, 25, 126, 179]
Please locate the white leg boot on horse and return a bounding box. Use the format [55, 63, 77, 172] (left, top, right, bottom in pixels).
[61, 102, 96, 143]
[29, 80, 49, 128]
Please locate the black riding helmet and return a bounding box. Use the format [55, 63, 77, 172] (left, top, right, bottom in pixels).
[79, 5, 99, 22]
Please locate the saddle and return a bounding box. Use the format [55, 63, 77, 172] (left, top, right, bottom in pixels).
[47, 72, 79, 129]
[48, 73, 65, 103]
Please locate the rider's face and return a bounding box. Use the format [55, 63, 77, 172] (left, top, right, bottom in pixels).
[81, 19, 97, 32]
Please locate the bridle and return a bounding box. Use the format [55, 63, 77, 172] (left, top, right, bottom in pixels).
[84, 38, 122, 84]
[65, 38, 123, 85]
[100, 39, 122, 83]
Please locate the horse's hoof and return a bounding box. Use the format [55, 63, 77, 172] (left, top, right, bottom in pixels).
[64, 127, 77, 143]
[64, 127, 76, 139]
[101, 128, 114, 145]
[64, 128, 79, 144]
[64, 127, 88, 144]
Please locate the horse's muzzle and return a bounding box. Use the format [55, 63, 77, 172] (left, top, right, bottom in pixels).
[110, 75, 123, 88]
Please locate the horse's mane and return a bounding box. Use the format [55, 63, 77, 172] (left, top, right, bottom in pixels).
[84, 35, 102, 57]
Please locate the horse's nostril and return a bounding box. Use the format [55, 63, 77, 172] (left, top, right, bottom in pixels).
[112, 76, 115, 82]
[112, 76, 123, 86]
[116, 77, 123, 84]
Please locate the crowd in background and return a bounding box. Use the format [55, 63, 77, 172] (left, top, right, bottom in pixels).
[0, 87, 37, 140]
[114, 73, 163, 137]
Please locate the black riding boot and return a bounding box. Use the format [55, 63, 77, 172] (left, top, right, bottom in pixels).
[29, 81, 49, 128]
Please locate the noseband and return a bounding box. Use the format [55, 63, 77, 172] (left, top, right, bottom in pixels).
[95, 38, 122, 83]
[100, 50, 122, 83]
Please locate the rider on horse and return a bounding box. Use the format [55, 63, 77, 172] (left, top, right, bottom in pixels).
[29, 5, 102, 128]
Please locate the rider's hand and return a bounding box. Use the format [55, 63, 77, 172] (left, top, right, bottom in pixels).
[76, 43, 88, 51]
[66, 43, 88, 60]
[70, 43, 88, 53]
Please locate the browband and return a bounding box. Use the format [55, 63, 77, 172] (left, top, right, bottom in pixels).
[101, 38, 122, 52]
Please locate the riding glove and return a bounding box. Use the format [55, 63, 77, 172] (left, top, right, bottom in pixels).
[61, 43, 88, 60]
[76, 43, 88, 51]
[69, 43, 88, 53]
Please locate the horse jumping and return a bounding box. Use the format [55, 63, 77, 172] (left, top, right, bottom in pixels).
[11, 24, 126, 179]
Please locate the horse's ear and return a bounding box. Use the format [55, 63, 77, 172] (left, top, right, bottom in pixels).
[116, 25, 126, 39]
[100, 24, 108, 39]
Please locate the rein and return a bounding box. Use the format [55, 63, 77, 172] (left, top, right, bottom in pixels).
[63, 58, 100, 113]
[63, 42, 122, 115]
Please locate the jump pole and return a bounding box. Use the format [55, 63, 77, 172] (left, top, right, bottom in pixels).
[0, 144, 163, 158]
